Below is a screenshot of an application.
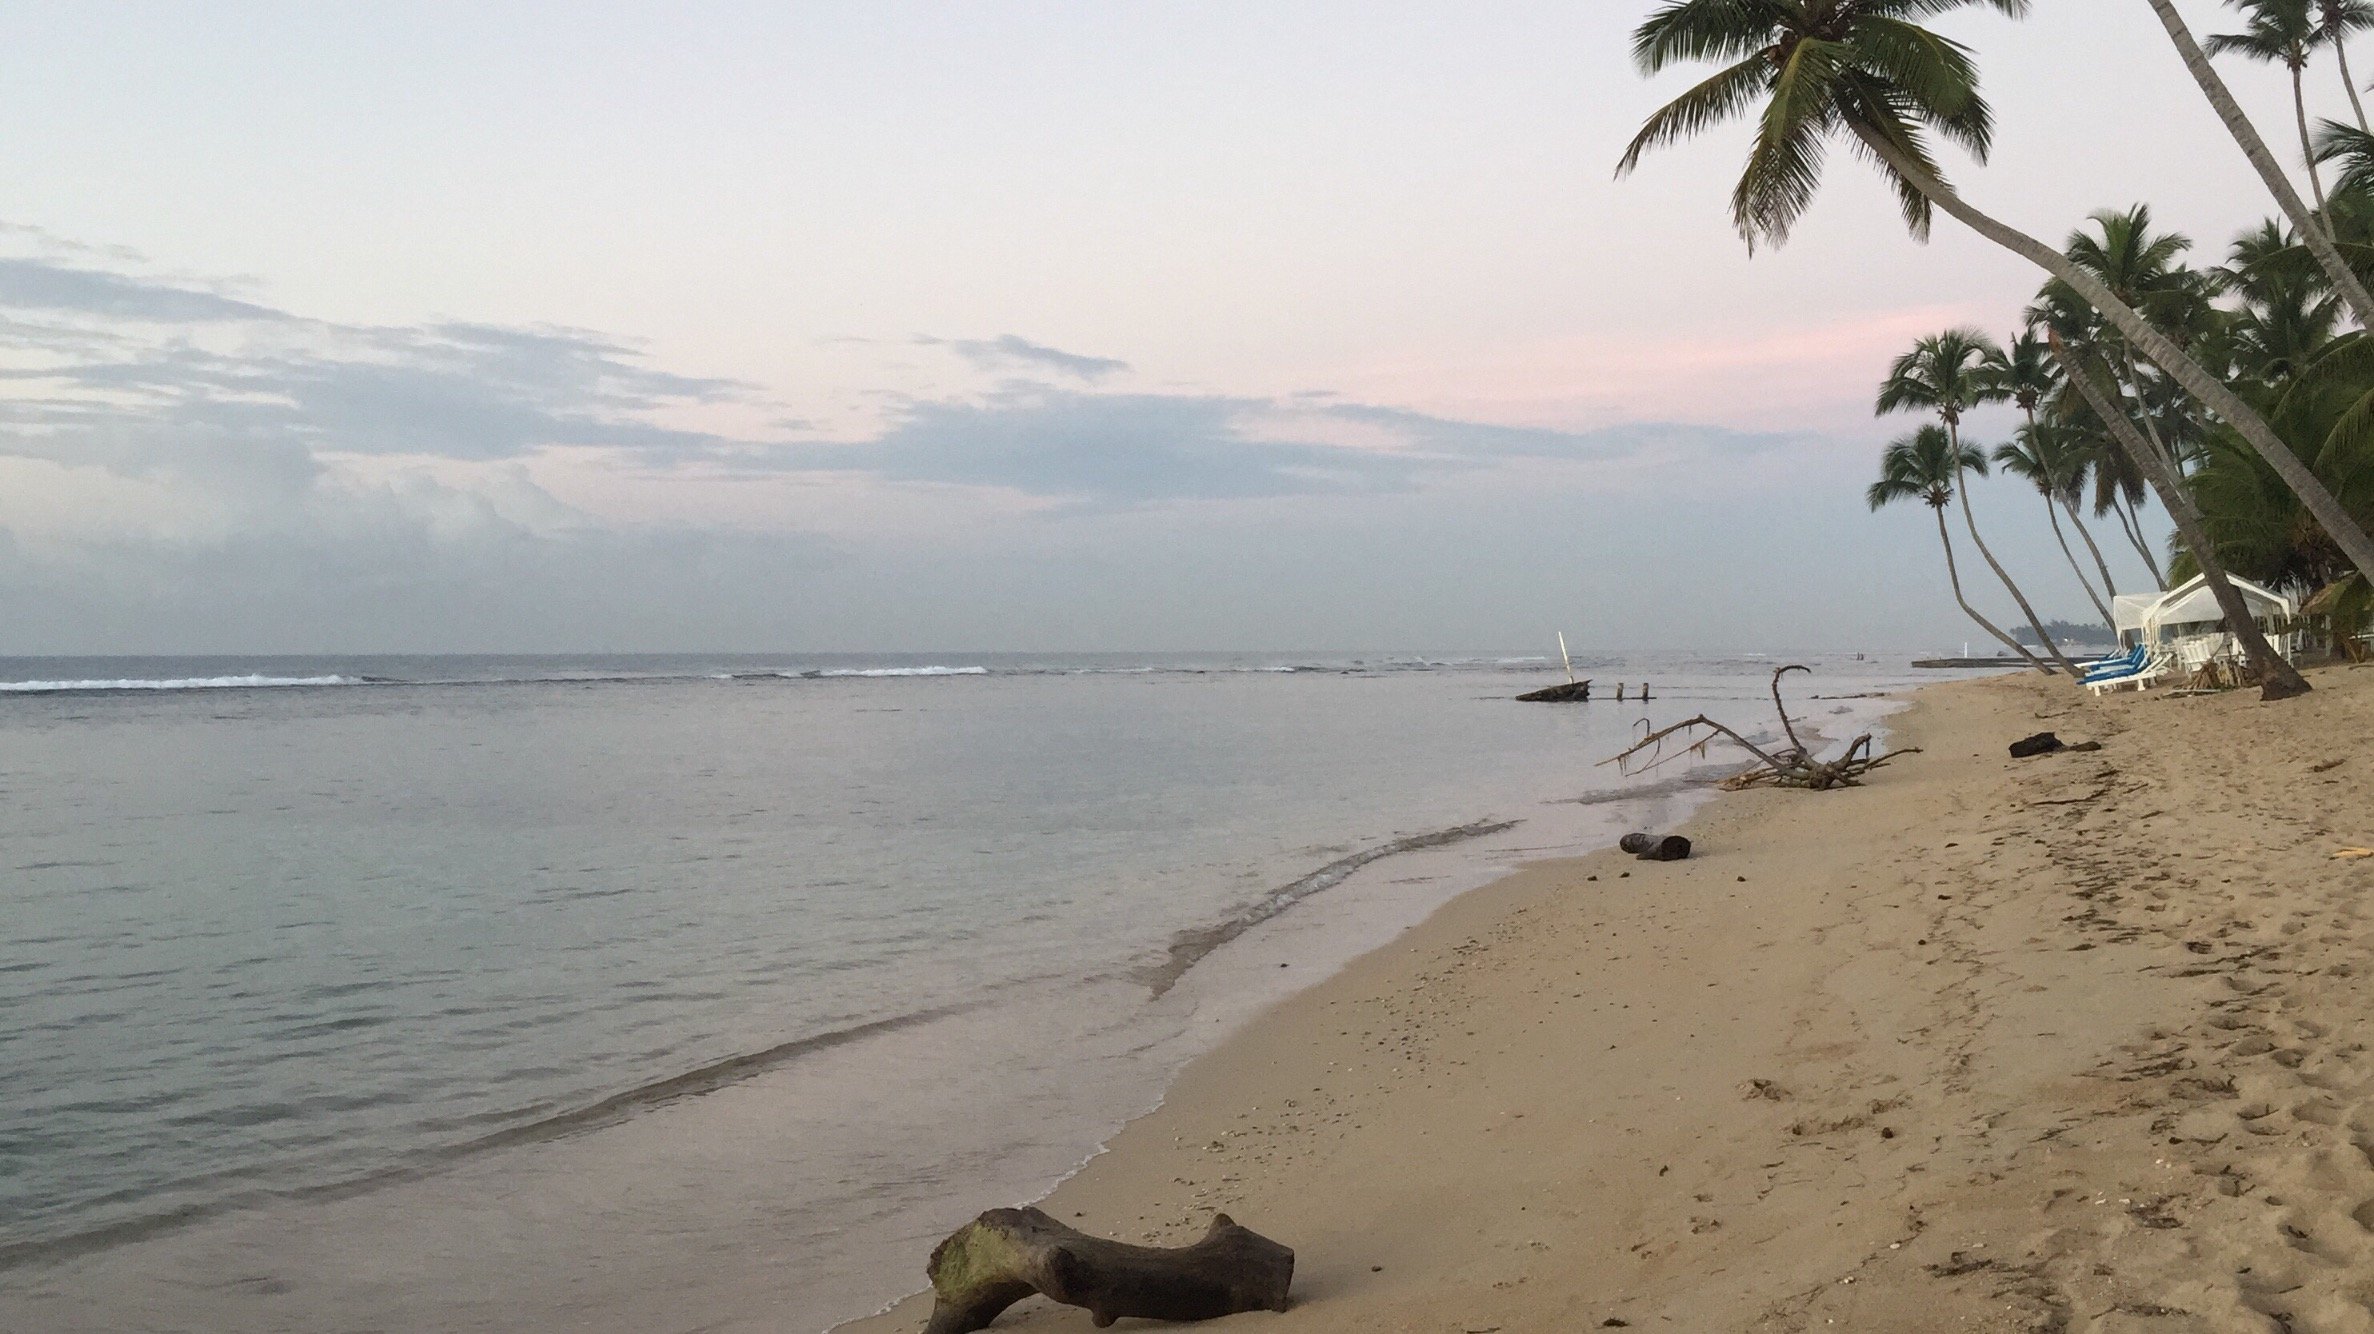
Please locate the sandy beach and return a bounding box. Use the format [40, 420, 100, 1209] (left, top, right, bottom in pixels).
[849, 664, 2374, 1334]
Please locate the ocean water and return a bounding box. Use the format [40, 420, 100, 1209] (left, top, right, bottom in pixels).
[0, 651, 1973, 1332]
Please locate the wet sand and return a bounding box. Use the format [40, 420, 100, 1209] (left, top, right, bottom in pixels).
[848, 665, 2374, 1333]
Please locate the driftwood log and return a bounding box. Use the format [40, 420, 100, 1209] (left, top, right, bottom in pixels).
[1601, 665, 1918, 791]
[922, 1207, 1293, 1334]
[1618, 832, 1692, 861]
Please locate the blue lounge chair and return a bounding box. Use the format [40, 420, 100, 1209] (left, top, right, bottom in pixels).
[2081, 645, 2145, 682]
[2084, 649, 2172, 696]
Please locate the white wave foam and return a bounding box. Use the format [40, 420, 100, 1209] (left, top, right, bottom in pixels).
[0, 675, 361, 694]
[811, 666, 990, 678]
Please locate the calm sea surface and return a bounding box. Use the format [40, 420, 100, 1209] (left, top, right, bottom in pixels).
[0, 650, 1980, 1332]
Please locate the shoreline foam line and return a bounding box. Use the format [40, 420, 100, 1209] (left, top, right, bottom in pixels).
[0, 675, 364, 693]
[1136, 818, 1522, 998]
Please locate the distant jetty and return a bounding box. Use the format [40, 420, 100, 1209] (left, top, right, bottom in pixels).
[1911, 657, 2020, 669]
[1516, 680, 1594, 702]
[1516, 680, 1653, 703]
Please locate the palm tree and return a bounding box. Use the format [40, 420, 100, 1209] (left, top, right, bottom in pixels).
[2024, 272, 2178, 586]
[2151, 0, 2374, 331]
[2049, 331, 2314, 699]
[2207, 1, 2336, 220]
[2219, 218, 2345, 384]
[1983, 332, 2127, 604]
[2315, 0, 2374, 133]
[1993, 426, 2118, 629]
[1620, 0, 2374, 593]
[2265, 332, 2374, 525]
[1867, 425, 2049, 669]
[2033, 207, 2210, 476]
[1878, 329, 2082, 673]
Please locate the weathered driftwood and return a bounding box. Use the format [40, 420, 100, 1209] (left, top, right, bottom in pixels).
[1517, 679, 1592, 702]
[1618, 832, 1692, 861]
[922, 1207, 1293, 1334]
[1600, 665, 1919, 791]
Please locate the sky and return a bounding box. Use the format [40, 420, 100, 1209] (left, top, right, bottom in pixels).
[0, 1, 2333, 654]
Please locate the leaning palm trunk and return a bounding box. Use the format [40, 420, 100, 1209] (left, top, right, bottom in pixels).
[2117, 349, 2181, 471]
[2020, 401, 2125, 607]
[1931, 507, 2047, 670]
[2110, 490, 2169, 587]
[2061, 494, 2124, 604]
[2294, 64, 2334, 222]
[2148, 0, 2374, 319]
[1848, 121, 2374, 592]
[2338, 38, 2372, 133]
[2041, 491, 2117, 630]
[2050, 335, 2312, 701]
[1949, 447, 2081, 675]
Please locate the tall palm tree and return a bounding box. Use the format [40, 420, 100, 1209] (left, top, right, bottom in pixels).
[1878, 329, 2082, 673]
[1993, 426, 2118, 629]
[1620, 0, 2374, 592]
[1983, 332, 2126, 603]
[2049, 331, 2314, 699]
[2151, 0, 2374, 331]
[2032, 206, 2210, 477]
[2316, 0, 2374, 133]
[2207, 1, 2336, 220]
[1867, 425, 2049, 669]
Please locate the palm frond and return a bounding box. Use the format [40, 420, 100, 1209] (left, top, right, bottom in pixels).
[1616, 54, 1772, 176]
[1631, 0, 1789, 73]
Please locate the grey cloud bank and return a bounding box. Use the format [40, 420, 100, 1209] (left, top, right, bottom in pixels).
[782, 390, 1792, 506]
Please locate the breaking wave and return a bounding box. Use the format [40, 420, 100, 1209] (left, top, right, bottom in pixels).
[0, 675, 363, 694]
[806, 666, 991, 678]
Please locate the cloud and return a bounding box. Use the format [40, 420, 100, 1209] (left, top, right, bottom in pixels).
[916, 334, 1132, 381]
[0, 252, 755, 476]
[0, 257, 285, 324]
[765, 384, 1799, 507]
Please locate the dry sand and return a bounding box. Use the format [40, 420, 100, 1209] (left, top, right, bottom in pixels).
[845, 664, 2374, 1334]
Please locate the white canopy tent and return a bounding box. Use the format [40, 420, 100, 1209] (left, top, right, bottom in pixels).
[2111, 574, 2297, 650]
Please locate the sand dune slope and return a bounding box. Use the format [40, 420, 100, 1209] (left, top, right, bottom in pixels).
[845, 666, 2374, 1334]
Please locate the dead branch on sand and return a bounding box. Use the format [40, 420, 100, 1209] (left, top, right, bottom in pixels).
[1599, 665, 1920, 791]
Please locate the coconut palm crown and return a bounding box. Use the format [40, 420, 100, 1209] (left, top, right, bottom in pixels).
[1868, 424, 1982, 512]
[1877, 328, 2005, 427]
[1616, 0, 2031, 250]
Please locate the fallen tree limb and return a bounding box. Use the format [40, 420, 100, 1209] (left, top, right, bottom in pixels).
[1598, 666, 1919, 791]
[922, 1207, 1293, 1334]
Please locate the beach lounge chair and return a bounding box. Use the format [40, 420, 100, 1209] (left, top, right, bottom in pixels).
[2083, 649, 2172, 696]
[2081, 645, 2145, 683]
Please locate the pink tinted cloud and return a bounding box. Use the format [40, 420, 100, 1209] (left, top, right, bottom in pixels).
[1309, 304, 1988, 436]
